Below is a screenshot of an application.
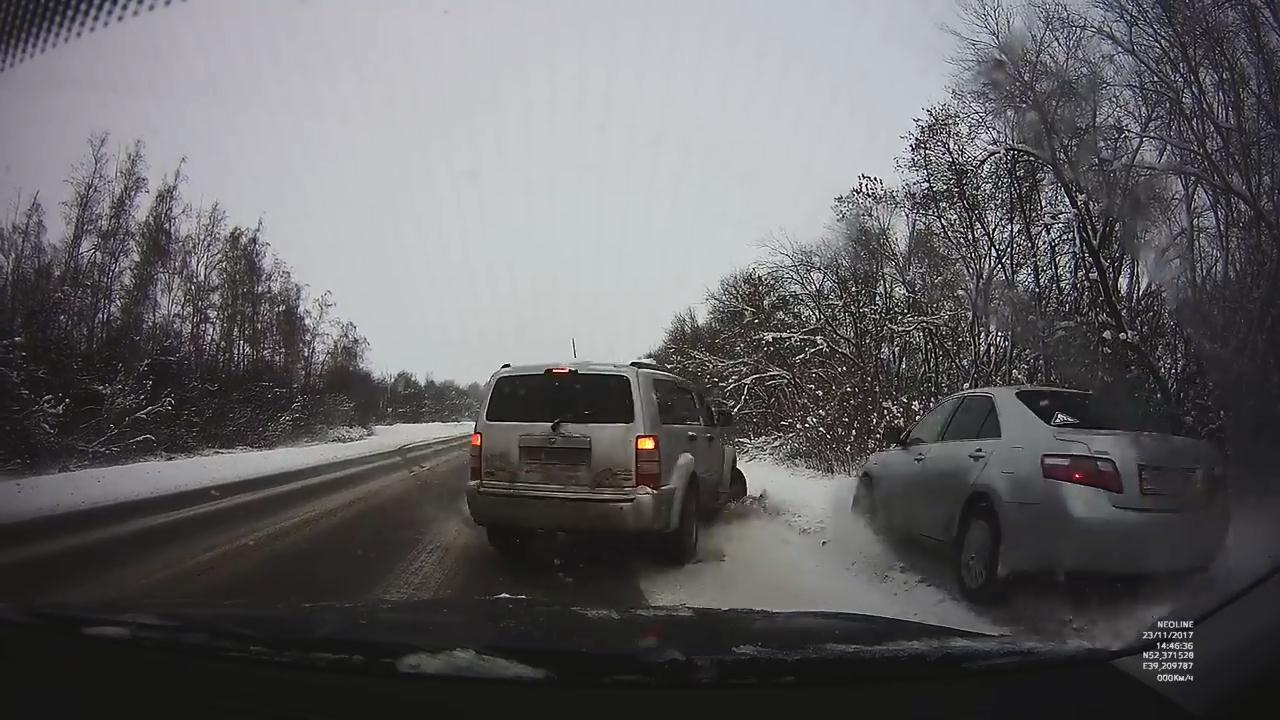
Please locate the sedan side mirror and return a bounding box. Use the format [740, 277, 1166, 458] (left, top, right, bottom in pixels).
[881, 424, 905, 447]
[717, 409, 735, 427]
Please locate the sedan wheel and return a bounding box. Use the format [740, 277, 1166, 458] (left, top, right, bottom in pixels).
[957, 510, 1002, 603]
[853, 476, 876, 520]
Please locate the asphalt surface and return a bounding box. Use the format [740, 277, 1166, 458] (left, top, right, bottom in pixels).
[1, 448, 649, 608]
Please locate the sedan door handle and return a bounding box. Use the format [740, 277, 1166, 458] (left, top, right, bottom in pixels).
[913, 454, 926, 463]
[687, 431, 699, 442]
[704, 433, 716, 441]
[968, 449, 987, 460]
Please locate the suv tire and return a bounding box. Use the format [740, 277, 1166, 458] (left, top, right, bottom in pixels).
[729, 467, 747, 501]
[664, 483, 699, 565]
[703, 466, 748, 520]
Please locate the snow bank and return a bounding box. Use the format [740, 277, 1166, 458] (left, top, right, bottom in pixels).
[322, 426, 373, 443]
[732, 461, 843, 535]
[971, 485, 1280, 647]
[637, 459, 1005, 635]
[0, 422, 472, 524]
[639, 459, 1280, 648]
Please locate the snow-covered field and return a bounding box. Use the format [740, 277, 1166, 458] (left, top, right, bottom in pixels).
[0, 422, 472, 524]
[637, 459, 1280, 645]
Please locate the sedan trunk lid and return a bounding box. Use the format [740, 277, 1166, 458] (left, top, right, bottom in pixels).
[1050, 428, 1221, 511]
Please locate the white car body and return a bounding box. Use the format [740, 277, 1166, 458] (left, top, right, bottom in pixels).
[861, 386, 1229, 579]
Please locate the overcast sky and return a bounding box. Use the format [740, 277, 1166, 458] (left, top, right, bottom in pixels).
[0, 0, 957, 384]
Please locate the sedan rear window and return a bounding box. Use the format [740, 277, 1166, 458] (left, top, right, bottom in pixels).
[1016, 390, 1157, 432]
[485, 373, 635, 424]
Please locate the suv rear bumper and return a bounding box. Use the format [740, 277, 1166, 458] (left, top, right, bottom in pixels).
[466, 481, 677, 533]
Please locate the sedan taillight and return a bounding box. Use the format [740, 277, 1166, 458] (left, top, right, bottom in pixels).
[1041, 454, 1123, 494]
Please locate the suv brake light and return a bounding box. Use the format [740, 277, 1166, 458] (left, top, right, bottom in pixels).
[635, 435, 661, 488]
[470, 432, 482, 481]
[1041, 454, 1122, 493]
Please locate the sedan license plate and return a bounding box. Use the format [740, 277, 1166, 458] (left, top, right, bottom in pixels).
[1139, 465, 1197, 496]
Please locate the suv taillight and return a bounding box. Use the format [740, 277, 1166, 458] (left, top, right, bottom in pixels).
[470, 432, 482, 481]
[1041, 454, 1123, 493]
[635, 435, 661, 488]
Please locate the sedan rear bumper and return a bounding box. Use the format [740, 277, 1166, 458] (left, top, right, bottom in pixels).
[1001, 492, 1230, 576]
[466, 481, 677, 534]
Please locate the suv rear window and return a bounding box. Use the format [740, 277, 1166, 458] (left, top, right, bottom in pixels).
[1016, 389, 1157, 432]
[485, 373, 635, 424]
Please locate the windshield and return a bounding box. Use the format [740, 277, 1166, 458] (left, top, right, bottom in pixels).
[1, 0, 1278, 697]
[485, 373, 635, 424]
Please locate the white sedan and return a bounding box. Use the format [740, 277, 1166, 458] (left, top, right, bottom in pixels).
[855, 386, 1229, 602]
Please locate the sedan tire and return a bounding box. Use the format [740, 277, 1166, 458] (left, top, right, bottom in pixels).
[956, 508, 1003, 604]
[852, 475, 876, 520]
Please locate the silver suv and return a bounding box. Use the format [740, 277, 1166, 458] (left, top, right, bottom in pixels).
[465, 360, 747, 563]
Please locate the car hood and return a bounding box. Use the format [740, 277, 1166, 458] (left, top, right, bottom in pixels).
[0, 599, 1109, 684]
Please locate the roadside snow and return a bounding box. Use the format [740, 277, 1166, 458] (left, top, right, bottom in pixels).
[733, 461, 843, 536]
[0, 422, 472, 524]
[956, 490, 1280, 648]
[322, 426, 373, 443]
[637, 459, 1280, 648]
[637, 459, 1005, 635]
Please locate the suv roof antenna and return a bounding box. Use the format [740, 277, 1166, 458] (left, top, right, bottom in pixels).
[571, 337, 577, 359]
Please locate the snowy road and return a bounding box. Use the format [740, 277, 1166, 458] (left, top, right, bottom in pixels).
[0, 422, 474, 523]
[0, 445, 648, 609]
[2, 446, 1274, 650]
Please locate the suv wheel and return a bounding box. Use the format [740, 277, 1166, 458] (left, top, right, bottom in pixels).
[700, 468, 747, 521]
[664, 484, 699, 565]
[956, 508, 1002, 603]
[729, 467, 747, 501]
